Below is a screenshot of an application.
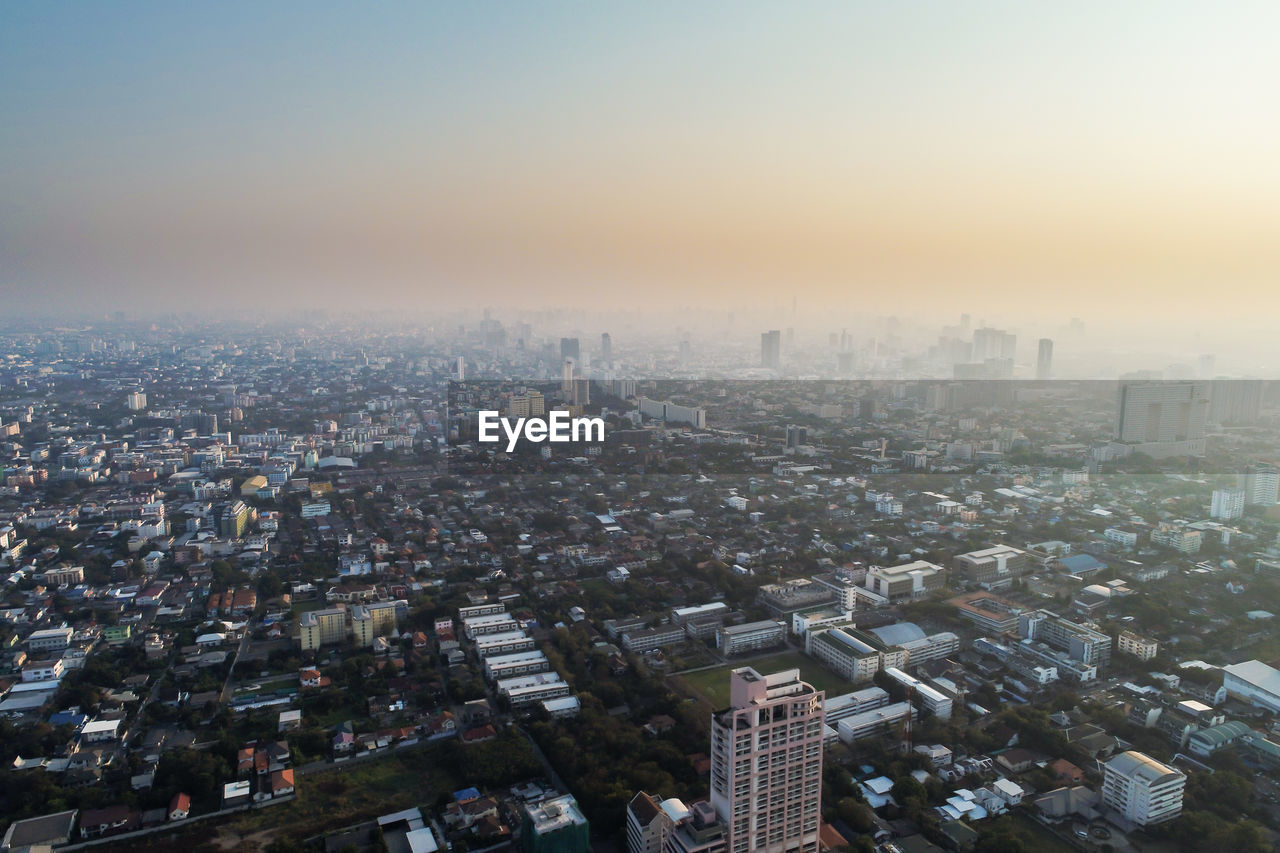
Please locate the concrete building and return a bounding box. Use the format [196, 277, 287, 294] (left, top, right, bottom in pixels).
[836, 702, 915, 744]
[351, 601, 399, 647]
[1240, 465, 1279, 507]
[474, 630, 536, 657]
[1019, 610, 1111, 671]
[1101, 751, 1185, 826]
[710, 668, 823, 853]
[482, 650, 550, 682]
[26, 626, 74, 652]
[497, 673, 571, 708]
[1118, 630, 1158, 662]
[1210, 488, 1245, 521]
[952, 545, 1031, 589]
[666, 800, 728, 853]
[881, 667, 953, 720]
[298, 607, 347, 651]
[864, 561, 945, 602]
[462, 611, 519, 639]
[521, 795, 590, 853]
[626, 792, 672, 853]
[715, 621, 785, 656]
[1114, 382, 1209, 458]
[807, 625, 907, 684]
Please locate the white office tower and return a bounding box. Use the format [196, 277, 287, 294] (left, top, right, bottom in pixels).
[126, 391, 147, 410]
[1210, 487, 1245, 520]
[710, 668, 823, 853]
[1101, 751, 1185, 826]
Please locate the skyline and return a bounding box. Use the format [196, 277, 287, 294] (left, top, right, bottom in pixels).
[4, 2, 1280, 323]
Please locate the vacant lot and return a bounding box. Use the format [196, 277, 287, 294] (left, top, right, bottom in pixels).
[675, 650, 852, 707]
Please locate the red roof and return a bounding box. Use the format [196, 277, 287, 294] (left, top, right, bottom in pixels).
[169, 792, 190, 814]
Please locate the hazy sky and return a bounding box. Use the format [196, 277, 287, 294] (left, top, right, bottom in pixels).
[3, 2, 1280, 320]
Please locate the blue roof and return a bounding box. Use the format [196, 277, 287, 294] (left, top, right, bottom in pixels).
[49, 711, 88, 728]
[454, 787, 482, 802]
[1060, 554, 1105, 574]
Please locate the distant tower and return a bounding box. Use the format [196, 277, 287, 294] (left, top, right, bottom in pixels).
[600, 332, 612, 368]
[562, 359, 576, 393]
[761, 330, 781, 369]
[560, 337, 580, 363]
[455, 356, 466, 382]
[1036, 339, 1054, 380]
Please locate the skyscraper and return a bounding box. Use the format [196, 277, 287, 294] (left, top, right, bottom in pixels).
[760, 331, 781, 370]
[1210, 488, 1245, 520]
[560, 337, 580, 363]
[971, 327, 1015, 362]
[1208, 379, 1265, 425]
[601, 332, 612, 368]
[710, 667, 823, 853]
[1115, 382, 1209, 458]
[1036, 338, 1053, 380]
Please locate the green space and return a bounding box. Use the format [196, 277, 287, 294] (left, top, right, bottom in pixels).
[1008, 812, 1086, 853]
[674, 650, 852, 708]
[235, 675, 299, 695]
[291, 599, 327, 615]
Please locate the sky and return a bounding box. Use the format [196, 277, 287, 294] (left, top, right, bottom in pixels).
[3, 2, 1280, 323]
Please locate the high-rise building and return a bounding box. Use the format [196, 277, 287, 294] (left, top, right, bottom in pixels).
[972, 327, 1016, 362]
[218, 500, 248, 539]
[1101, 751, 1185, 826]
[1115, 382, 1209, 458]
[560, 338, 580, 363]
[1210, 487, 1245, 520]
[562, 359, 576, 393]
[710, 668, 823, 853]
[601, 333, 613, 367]
[1240, 465, 1280, 507]
[1036, 339, 1053, 380]
[1209, 379, 1264, 425]
[761, 331, 781, 370]
[126, 391, 147, 410]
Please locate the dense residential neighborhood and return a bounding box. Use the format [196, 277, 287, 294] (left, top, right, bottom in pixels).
[2, 320, 1280, 853]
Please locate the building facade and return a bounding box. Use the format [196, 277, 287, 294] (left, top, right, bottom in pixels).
[710, 668, 823, 853]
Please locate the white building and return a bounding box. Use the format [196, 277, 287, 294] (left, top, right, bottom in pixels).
[1101, 751, 1185, 826]
[836, 702, 915, 744]
[715, 620, 785, 656]
[882, 667, 953, 720]
[1210, 488, 1245, 521]
[1222, 660, 1280, 713]
[1118, 630, 1159, 662]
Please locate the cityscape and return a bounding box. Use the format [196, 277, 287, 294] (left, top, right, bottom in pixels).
[5, 3, 1280, 853]
[1, 317, 1279, 853]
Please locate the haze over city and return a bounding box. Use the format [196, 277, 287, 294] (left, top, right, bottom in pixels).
[4, 2, 1280, 340]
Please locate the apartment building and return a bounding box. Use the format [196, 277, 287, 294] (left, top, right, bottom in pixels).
[1101, 751, 1185, 826]
[710, 668, 823, 853]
